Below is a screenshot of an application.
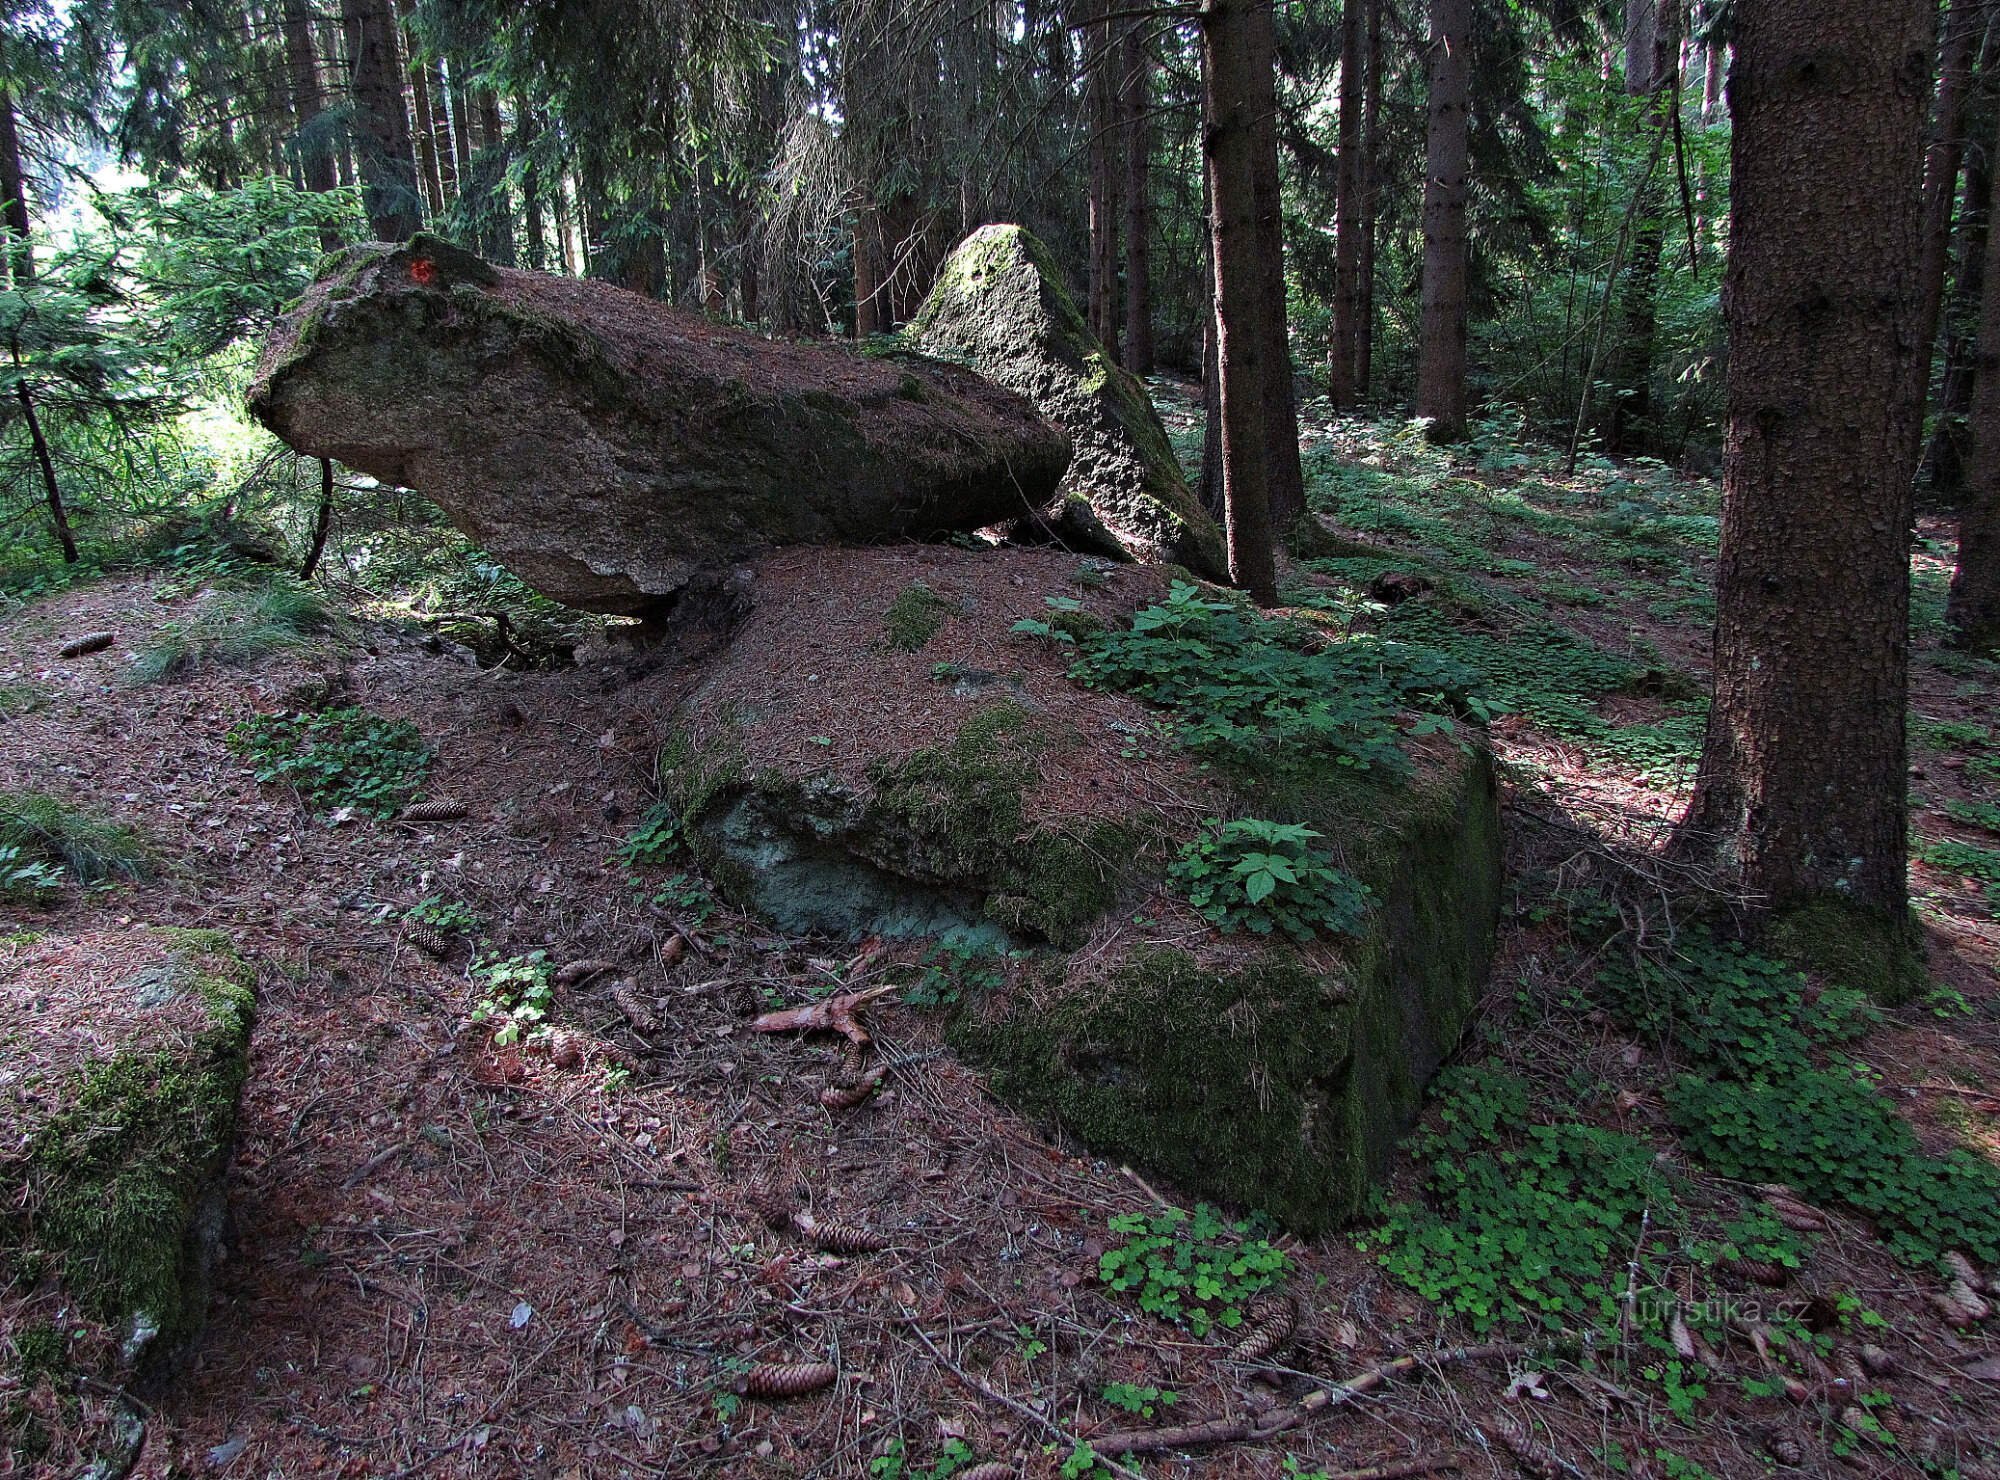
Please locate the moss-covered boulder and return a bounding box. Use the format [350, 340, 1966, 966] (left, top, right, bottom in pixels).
[910, 226, 1227, 579]
[248, 236, 1072, 617]
[1, 928, 255, 1374]
[639, 545, 1500, 1230]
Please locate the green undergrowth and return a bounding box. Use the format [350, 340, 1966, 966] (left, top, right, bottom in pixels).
[0, 790, 151, 900]
[1098, 1203, 1289, 1337]
[228, 705, 431, 818]
[1918, 838, 2000, 905]
[1167, 818, 1372, 941]
[1599, 932, 2000, 1266]
[130, 576, 332, 683]
[1370, 922, 2000, 1361]
[1068, 579, 1476, 778]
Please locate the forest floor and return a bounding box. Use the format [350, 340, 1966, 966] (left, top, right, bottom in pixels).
[3, 391, 2000, 1480]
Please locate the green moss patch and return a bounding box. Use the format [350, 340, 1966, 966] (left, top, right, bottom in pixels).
[882, 582, 954, 653]
[2, 929, 256, 1364]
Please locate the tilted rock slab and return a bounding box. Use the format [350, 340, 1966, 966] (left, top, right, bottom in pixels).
[248, 236, 1073, 616]
[910, 225, 1227, 578]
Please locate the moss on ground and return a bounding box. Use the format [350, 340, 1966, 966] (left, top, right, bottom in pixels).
[6, 930, 255, 1361]
[881, 582, 954, 653]
[1765, 895, 1929, 1007]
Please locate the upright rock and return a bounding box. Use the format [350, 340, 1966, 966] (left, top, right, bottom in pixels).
[248, 237, 1072, 617]
[911, 226, 1227, 577]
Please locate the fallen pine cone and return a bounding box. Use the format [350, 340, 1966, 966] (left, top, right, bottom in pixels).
[1723, 1256, 1791, 1287]
[1756, 1185, 1829, 1232]
[1487, 1410, 1565, 1478]
[610, 979, 659, 1033]
[954, 1465, 1014, 1480]
[546, 1029, 586, 1069]
[1944, 1251, 1986, 1287]
[399, 798, 469, 823]
[406, 924, 453, 958]
[1230, 1295, 1298, 1363]
[1858, 1344, 1895, 1377]
[820, 1066, 887, 1111]
[1932, 1278, 1992, 1327]
[745, 1182, 797, 1229]
[792, 1211, 887, 1254]
[57, 631, 115, 658]
[1766, 1434, 1805, 1466]
[735, 1361, 837, 1399]
[555, 958, 618, 987]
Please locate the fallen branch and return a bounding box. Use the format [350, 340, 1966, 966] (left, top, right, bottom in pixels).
[753, 984, 898, 1048]
[1092, 1340, 1531, 1457]
[902, 1319, 1146, 1480]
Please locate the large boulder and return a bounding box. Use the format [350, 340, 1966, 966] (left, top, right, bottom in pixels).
[910, 226, 1227, 578]
[644, 544, 1500, 1230]
[248, 236, 1073, 617]
[1, 928, 254, 1464]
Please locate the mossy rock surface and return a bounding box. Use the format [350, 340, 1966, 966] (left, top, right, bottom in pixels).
[911, 225, 1227, 578]
[0, 927, 255, 1370]
[948, 741, 1502, 1232]
[649, 545, 1500, 1229]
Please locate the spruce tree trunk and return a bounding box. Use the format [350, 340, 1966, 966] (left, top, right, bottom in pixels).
[427, 59, 457, 203]
[1201, 0, 1280, 605]
[339, 0, 421, 241]
[1121, 21, 1155, 375]
[1247, 6, 1304, 533]
[1678, 0, 1933, 990]
[1908, 0, 1982, 456]
[281, 0, 343, 249]
[1328, 0, 1365, 409]
[1415, 0, 1471, 439]
[1355, 0, 1382, 400]
[1608, 0, 1679, 458]
[1931, 139, 1993, 494]
[1, 92, 78, 565]
[1083, 0, 1122, 361]
[1949, 100, 2000, 653]
[477, 92, 515, 265]
[399, 9, 444, 221]
[519, 97, 546, 271]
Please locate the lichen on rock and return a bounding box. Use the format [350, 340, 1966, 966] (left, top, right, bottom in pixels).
[910, 225, 1227, 578]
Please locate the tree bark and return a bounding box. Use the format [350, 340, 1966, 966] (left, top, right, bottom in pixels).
[1121, 21, 1154, 375]
[340, 0, 421, 241]
[519, 96, 546, 271]
[1355, 0, 1382, 400]
[1083, 0, 1123, 361]
[1, 91, 77, 565]
[1678, 0, 1934, 974]
[1328, 0, 1365, 409]
[1248, 5, 1304, 533]
[1930, 133, 1994, 494]
[395, 0, 444, 220]
[477, 91, 515, 265]
[1201, 0, 1281, 605]
[1907, 0, 1983, 459]
[427, 58, 457, 203]
[1608, 0, 1679, 458]
[1949, 99, 2000, 652]
[300, 457, 335, 578]
[0, 87, 33, 286]
[1415, 0, 1471, 439]
[281, 0, 343, 249]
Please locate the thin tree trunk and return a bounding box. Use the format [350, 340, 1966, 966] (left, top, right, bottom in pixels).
[448, 69, 474, 188]
[1356, 0, 1382, 400]
[1608, 0, 1678, 458]
[1328, 0, 1365, 409]
[1, 91, 77, 565]
[519, 96, 546, 271]
[477, 91, 514, 264]
[1701, 36, 1724, 122]
[1083, 0, 1122, 361]
[427, 58, 457, 202]
[300, 457, 335, 578]
[854, 204, 883, 337]
[395, 0, 444, 220]
[1678, 0, 1934, 986]
[1198, 304, 1224, 520]
[1253, 65, 1305, 533]
[1908, 0, 1983, 457]
[1415, 0, 1471, 439]
[1201, 0, 1280, 606]
[281, 0, 343, 249]
[1931, 135, 1994, 494]
[0, 88, 33, 285]
[1121, 21, 1155, 374]
[1949, 101, 2000, 652]
[340, 0, 421, 240]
